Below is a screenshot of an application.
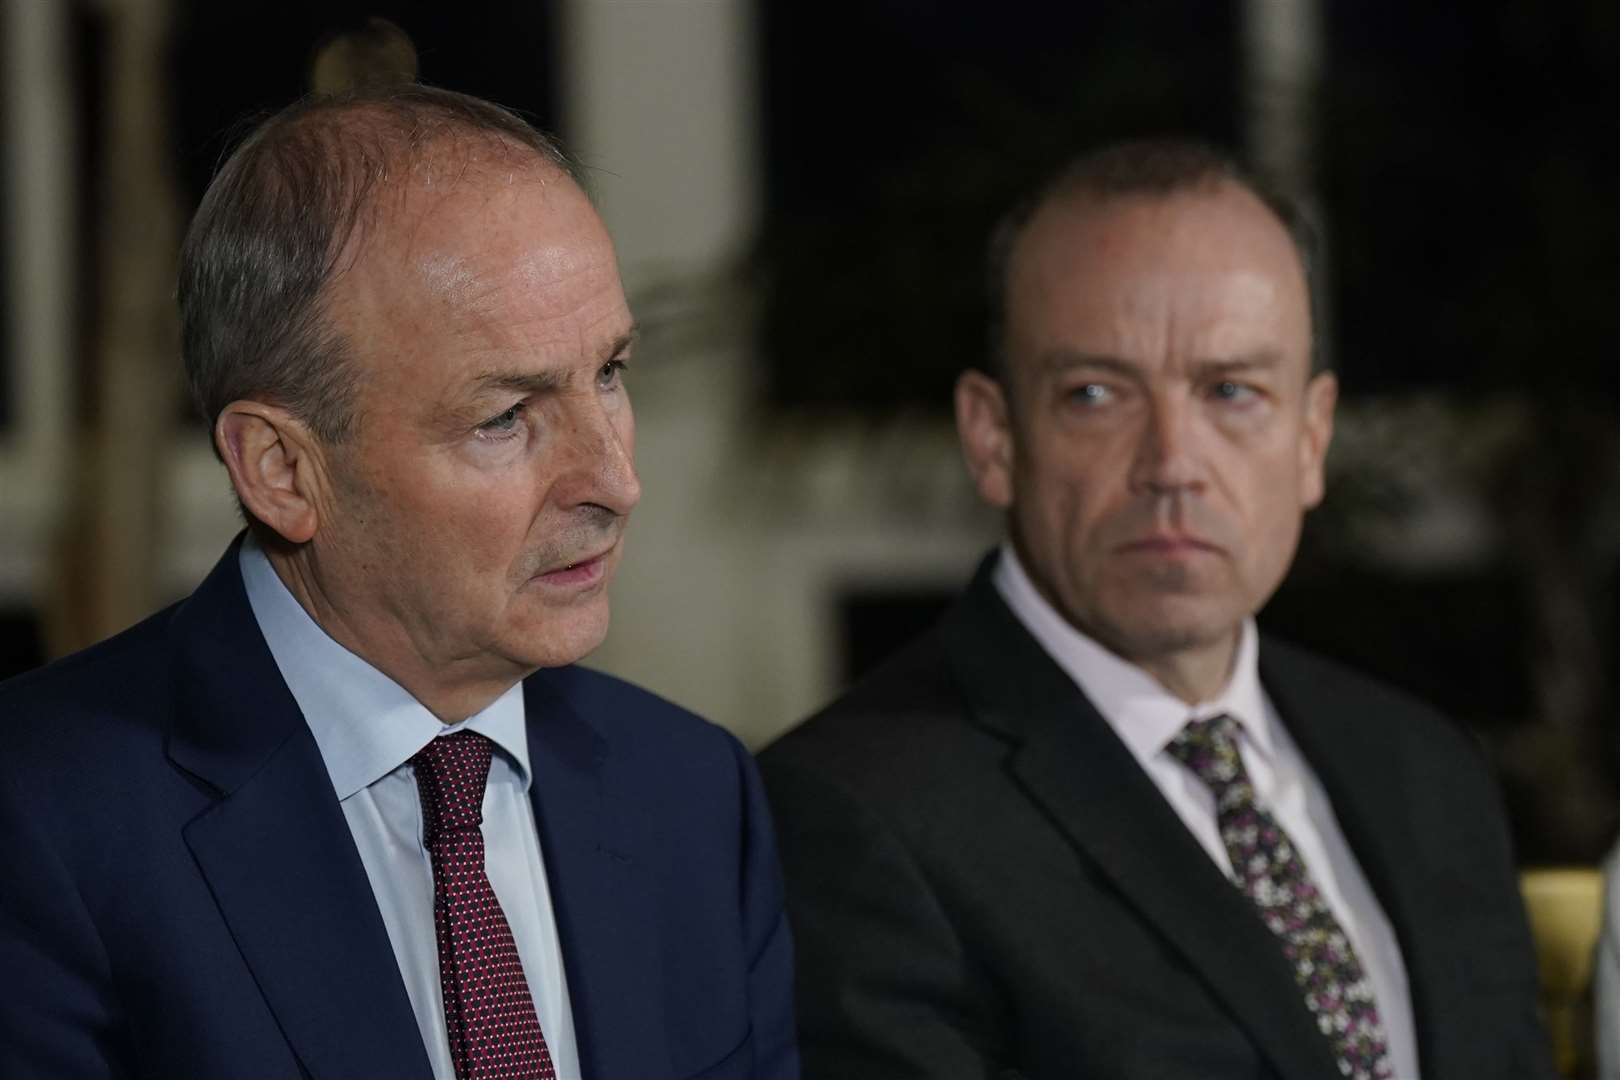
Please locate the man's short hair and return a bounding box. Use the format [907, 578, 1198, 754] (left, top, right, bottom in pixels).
[984, 137, 1325, 378]
[178, 84, 574, 450]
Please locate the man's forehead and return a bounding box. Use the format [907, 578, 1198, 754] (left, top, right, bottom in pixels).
[316, 157, 628, 413]
[1028, 265, 1292, 315]
[416, 238, 607, 303]
[1015, 184, 1299, 277]
[1010, 184, 1302, 304]
[376, 160, 586, 250]
[1004, 185, 1310, 359]
[342, 167, 610, 307]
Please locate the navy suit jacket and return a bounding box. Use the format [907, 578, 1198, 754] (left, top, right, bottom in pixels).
[0, 543, 798, 1080]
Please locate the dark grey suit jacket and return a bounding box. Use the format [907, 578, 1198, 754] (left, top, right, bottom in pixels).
[759, 554, 1552, 1079]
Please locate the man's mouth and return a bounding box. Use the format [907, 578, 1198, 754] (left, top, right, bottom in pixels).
[535, 544, 616, 586]
[1116, 534, 1222, 555]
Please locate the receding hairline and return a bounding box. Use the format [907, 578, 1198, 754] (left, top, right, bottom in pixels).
[983, 138, 1327, 378]
[272, 98, 578, 263]
[285, 96, 570, 179]
[1008, 177, 1309, 286]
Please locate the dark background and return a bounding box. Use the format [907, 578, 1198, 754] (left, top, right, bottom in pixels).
[756, 0, 1620, 861]
[4, 0, 1617, 860]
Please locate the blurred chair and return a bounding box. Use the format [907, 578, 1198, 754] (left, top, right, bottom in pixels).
[1522, 867, 1603, 1079]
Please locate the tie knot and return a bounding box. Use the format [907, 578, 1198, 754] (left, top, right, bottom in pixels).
[411, 730, 494, 839]
[1166, 712, 1247, 794]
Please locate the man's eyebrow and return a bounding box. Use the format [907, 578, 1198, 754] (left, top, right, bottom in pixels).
[1188, 350, 1285, 375]
[468, 326, 640, 396]
[1036, 348, 1287, 376]
[1038, 350, 1141, 376]
[605, 325, 639, 361]
[471, 369, 569, 396]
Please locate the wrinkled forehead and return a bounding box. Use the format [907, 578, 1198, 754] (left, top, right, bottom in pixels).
[325, 161, 623, 384]
[328, 154, 607, 334]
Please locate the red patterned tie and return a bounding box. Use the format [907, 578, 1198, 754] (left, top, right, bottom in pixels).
[411, 731, 557, 1080]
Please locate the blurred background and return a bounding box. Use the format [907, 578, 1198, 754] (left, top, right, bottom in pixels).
[2, 0, 1619, 874]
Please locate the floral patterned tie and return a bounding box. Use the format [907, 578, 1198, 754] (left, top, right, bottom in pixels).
[1167, 714, 1393, 1080]
[412, 731, 557, 1080]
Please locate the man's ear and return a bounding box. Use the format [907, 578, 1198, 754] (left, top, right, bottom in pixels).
[955, 368, 1016, 510]
[1298, 370, 1337, 510]
[215, 400, 329, 544]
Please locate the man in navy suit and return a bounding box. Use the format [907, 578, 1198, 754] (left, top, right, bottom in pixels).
[0, 85, 796, 1080]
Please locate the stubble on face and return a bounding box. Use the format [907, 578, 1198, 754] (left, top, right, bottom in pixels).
[995, 183, 1330, 700]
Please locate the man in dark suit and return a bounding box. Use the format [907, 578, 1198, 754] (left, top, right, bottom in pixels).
[0, 86, 796, 1080]
[760, 139, 1551, 1079]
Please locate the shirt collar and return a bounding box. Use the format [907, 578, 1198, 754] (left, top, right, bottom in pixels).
[991, 541, 1275, 764]
[238, 534, 532, 800]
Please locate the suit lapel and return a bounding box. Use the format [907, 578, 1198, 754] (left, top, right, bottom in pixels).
[1259, 646, 1441, 1070]
[166, 542, 433, 1080]
[941, 562, 1342, 1079]
[523, 672, 666, 1080]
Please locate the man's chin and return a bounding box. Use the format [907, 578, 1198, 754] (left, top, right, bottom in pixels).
[1091, 592, 1242, 655]
[507, 601, 612, 670]
[1116, 613, 1241, 661]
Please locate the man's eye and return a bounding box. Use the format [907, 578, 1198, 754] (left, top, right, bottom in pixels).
[477, 404, 524, 437]
[597, 358, 628, 390]
[1210, 380, 1257, 402]
[1067, 383, 1112, 406]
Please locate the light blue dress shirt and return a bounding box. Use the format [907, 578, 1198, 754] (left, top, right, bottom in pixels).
[239, 537, 582, 1080]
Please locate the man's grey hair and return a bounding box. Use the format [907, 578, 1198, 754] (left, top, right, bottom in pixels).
[178, 83, 575, 452]
[984, 137, 1326, 378]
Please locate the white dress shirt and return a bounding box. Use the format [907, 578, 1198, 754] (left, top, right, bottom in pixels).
[994, 542, 1421, 1079]
[240, 537, 582, 1080]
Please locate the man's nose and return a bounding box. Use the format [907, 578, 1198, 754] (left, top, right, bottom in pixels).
[1127, 392, 1204, 495]
[555, 399, 641, 516]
